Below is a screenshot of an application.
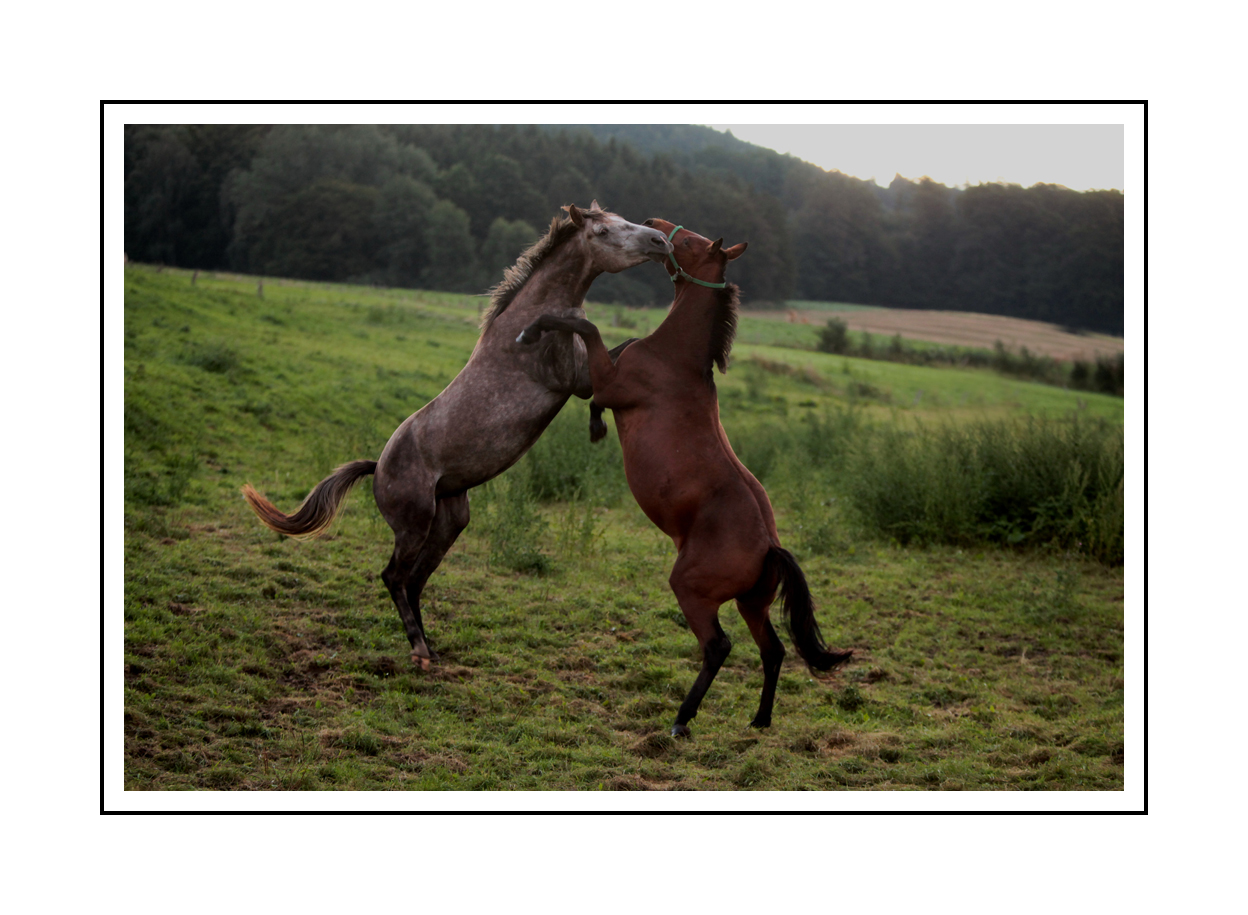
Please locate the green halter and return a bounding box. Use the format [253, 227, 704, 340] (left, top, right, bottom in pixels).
[666, 225, 727, 289]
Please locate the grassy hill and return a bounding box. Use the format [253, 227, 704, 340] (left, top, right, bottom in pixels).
[122, 266, 1124, 793]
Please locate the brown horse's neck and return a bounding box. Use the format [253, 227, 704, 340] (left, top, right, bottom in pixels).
[649, 280, 727, 378]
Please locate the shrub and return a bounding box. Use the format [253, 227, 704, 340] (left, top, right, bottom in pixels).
[817, 318, 849, 354]
[179, 342, 239, 374]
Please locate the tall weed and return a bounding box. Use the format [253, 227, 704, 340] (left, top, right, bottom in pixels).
[475, 470, 551, 575]
[844, 416, 1124, 563]
[520, 401, 626, 507]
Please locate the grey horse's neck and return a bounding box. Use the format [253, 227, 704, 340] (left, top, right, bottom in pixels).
[498, 239, 599, 325]
[470, 237, 599, 398]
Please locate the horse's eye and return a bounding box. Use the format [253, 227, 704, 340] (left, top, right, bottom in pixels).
[643, 219, 655, 227]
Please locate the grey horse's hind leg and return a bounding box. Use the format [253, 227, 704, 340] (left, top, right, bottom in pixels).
[379, 489, 439, 664]
[401, 491, 471, 661]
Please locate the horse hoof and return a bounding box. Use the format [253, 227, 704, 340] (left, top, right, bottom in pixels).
[671, 724, 692, 739]
[410, 644, 434, 669]
[748, 717, 771, 729]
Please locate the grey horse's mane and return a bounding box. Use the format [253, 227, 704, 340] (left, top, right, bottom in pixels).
[480, 204, 606, 331]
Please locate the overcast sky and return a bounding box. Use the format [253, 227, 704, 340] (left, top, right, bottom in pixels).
[705, 124, 1124, 192]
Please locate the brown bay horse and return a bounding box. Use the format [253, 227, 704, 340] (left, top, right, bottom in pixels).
[518, 219, 851, 736]
[242, 203, 672, 665]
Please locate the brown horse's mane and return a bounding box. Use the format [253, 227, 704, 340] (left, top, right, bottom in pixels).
[708, 282, 740, 377]
[480, 206, 604, 331]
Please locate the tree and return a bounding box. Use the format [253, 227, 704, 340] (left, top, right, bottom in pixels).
[373, 175, 438, 287]
[124, 126, 199, 264]
[250, 178, 380, 282]
[421, 199, 479, 292]
[479, 217, 539, 287]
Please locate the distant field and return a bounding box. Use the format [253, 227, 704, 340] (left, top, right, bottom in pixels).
[745, 302, 1124, 363]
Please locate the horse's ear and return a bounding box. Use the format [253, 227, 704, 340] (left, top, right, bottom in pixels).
[724, 242, 748, 260]
[590, 198, 601, 211]
[707, 238, 723, 255]
[563, 204, 585, 227]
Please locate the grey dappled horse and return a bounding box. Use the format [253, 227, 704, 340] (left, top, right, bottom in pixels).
[242, 203, 672, 664]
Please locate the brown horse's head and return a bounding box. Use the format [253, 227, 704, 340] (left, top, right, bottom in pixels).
[643, 218, 747, 286]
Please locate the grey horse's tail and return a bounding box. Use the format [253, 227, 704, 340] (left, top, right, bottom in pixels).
[241, 460, 377, 539]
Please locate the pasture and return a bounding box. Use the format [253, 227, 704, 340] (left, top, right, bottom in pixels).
[122, 266, 1125, 792]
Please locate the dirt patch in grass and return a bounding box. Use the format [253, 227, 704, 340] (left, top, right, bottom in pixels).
[603, 774, 666, 790]
[392, 748, 470, 774]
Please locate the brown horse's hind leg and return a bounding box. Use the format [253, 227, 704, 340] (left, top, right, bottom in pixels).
[400, 491, 470, 662]
[736, 560, 785, 728]
[671, 599, 732, 738]
[737, 596, 786, 729]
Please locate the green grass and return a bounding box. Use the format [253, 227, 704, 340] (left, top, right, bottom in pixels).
[724, 344, 1122, 422]
[123, 265, 1124, 791]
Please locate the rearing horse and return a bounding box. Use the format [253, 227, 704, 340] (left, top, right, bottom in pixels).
[518, 219, 851, 736]
[242, 203, 672, 665]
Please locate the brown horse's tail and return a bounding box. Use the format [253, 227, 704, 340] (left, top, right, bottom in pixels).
[241, 460, 378, 539]
[766, 546, 853, 673]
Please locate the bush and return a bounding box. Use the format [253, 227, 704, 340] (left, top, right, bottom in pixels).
[1070, 352, 1124, 397]
[817, 318, 849, 354]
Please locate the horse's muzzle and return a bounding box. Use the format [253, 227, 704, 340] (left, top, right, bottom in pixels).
[641, 229, 673, 260]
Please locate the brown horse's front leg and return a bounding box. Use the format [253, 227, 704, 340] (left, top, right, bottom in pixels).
[588, 337, 640, 442]
[517, 315, 617, 392]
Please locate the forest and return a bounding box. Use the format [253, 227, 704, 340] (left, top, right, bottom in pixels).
[123, 123, 1124, 334]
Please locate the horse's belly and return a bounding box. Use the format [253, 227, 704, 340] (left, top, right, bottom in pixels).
[617, 423, 733, 540]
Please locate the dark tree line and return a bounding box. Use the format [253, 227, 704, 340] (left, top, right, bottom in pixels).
[124, 124, 1124, 334]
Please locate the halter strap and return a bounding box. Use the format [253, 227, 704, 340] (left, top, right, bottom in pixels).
[666, 225, 727, 289]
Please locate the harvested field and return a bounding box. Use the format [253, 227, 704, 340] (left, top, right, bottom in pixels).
[748, 306, 1124, 363]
